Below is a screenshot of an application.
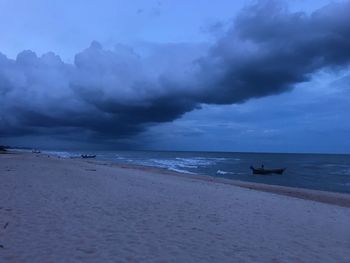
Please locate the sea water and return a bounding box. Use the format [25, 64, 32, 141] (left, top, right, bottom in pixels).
[46, 150, 350, 194]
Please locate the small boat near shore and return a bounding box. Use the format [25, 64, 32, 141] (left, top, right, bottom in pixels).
[250, 166, 286, 175]
[81, 154, 96, 159]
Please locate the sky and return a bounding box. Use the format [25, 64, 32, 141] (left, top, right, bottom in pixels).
[0, 0, 350, 153]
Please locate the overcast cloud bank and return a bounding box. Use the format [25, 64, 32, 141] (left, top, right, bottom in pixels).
[1, 0, 350, 145]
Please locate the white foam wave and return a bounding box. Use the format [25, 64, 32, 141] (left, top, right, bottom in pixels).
[42, 151, 79, 158]
[168, 167, 196, 174]
[115, 155, 128, 160]
[127, 157, 215, 174]
[175, 157, 218, 166]
[217, 170, 234, 175]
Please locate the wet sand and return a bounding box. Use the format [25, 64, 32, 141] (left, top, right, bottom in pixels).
[107, 162, 350, 208]
[1, 152, 349, 262]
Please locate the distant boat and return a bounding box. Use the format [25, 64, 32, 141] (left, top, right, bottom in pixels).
[81, 154, 96, 159]
[32, 150, 41, 154]
[250, 166, 285, 175]
[0, 146, 7, 152]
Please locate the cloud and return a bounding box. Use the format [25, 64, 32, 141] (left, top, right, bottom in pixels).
[195, 0, 350, 104]
[1, 0, 350, 145]
[0, 41, 202, 142]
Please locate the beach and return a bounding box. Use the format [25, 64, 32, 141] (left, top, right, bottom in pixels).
[1, 152, 350, 262]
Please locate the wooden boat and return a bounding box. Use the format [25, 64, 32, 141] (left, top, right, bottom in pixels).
[250, 166, 285, 175]
[0, 146, 7, 152]
[81, 154, 96, 159]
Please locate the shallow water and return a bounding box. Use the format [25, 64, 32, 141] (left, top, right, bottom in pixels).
[46, 150, 350, 193]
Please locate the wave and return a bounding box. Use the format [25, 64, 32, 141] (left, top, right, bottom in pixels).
[109, 155, 243, 175]
[174, 158, 216, 167]
[167, 167, 196, 174]
[42, 151, 80, 158]
[217, 170, 234, 175]
[122, 157, 219, 174]
[115, 155, 128, 160]
[216, 170, 245, 176]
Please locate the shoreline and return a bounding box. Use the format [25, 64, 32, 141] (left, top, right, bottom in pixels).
[7, 150, 350, 208]
[84, 157, 350, 208]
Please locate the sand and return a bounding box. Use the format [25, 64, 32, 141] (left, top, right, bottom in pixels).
[1, 152, 349, 262]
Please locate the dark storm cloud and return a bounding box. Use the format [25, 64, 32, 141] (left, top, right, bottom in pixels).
[196, 0, 350, 104]
[1, 0, 350, 142]
[0, 41, 199, 141]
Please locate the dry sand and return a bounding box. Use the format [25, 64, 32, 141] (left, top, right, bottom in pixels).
[0, 152, 349, 262]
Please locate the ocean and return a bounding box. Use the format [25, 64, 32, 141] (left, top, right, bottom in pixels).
[45, 150, 350, 194]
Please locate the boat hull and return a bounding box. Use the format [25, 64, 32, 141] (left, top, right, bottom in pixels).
[81, 155, 96, 159]
[250, 167, 285, 175]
